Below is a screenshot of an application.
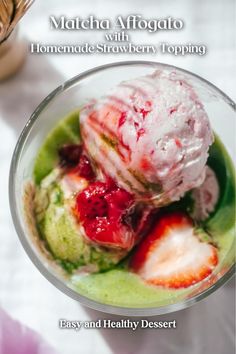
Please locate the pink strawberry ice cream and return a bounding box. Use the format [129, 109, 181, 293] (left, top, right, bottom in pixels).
[80, 70, 213, 205]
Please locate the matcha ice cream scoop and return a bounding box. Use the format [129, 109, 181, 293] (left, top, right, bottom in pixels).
[34, 168, 127, 273]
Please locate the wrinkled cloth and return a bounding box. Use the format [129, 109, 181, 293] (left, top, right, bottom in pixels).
[0, 308, 57, 354]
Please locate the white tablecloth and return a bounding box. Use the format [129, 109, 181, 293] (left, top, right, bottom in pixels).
[0, 1, 235, 353]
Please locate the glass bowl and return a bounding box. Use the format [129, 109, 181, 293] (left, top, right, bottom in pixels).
[9, 61, 235, 316]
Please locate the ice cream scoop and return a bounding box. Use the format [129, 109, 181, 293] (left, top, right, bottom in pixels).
[80, 70, 213, 205]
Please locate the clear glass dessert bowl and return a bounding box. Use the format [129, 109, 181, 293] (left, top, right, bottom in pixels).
[9, 61, 235, 316]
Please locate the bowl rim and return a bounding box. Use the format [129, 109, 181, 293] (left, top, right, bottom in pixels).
[9, 60, 236, 316]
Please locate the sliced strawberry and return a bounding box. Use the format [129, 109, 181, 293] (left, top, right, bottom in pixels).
[130, 212, 218, 289]
[75, 180, 135, 249]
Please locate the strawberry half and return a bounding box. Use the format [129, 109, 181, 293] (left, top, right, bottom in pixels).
[130, 212, 218, 289]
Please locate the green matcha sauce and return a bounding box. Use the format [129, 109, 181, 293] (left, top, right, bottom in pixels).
[33, 111, 235, 308]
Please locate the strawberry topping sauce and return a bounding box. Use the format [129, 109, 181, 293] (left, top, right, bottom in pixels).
[75, 180, 135, 249]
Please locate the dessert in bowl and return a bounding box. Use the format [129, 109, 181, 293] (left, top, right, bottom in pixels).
[9, 62, 235, 316]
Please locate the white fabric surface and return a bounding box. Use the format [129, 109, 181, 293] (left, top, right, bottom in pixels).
[0, 1, 235, 353]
